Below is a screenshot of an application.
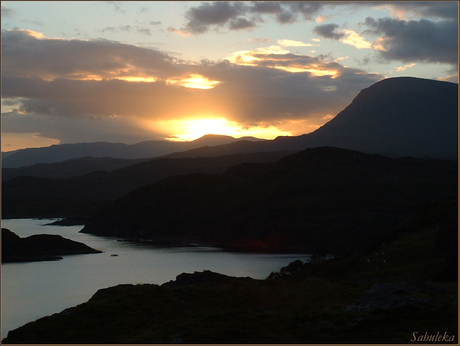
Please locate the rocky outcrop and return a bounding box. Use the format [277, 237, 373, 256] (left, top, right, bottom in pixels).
[1, 228, 102, 263]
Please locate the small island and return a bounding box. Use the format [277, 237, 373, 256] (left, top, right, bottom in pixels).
[1, 228, 102, 263]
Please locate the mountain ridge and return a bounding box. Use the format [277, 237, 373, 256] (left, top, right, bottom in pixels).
[2, 135, 265, 168]
[3, 77, 457, 169]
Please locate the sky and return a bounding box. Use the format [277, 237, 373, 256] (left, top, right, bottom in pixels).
[1, 1, 458, 152]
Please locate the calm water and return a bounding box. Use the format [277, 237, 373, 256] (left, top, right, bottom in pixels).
[1, 218, 311, 339]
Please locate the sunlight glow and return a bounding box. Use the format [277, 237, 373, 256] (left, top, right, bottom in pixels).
[166, 74, 220, 89]
[1, 133, 60, 152]
[150, 118, 291, 142]
[116, 76, 158, 83]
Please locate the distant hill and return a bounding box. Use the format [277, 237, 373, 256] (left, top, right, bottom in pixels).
[1, 135, 265, 168]
[2, 150, 297, 218]
[81, 147, 458, 254]
[2, 157, 148, 180]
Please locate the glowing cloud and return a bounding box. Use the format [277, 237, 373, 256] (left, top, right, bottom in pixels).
[166, 74, 220, 89]
[340, 29, 373, 49]
[395, 63, 417, 72]
[225, 45, 340, 77]
[277, 39, 319, 47]
[116, 76, 158, 83]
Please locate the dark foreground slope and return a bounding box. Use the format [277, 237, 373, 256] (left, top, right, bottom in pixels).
[3, 200, 457, 344]
[1, 228, 102, 262]
[82, 147, 457, 254]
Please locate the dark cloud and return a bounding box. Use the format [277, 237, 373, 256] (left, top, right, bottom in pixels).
[249, 2, 282, 14]
[384, 2, 459, 20]
[1, 5, 16, 18]
[313, 24, 345, 40]
[183, 2, 245, 34]
[364, 17, 458, 66]
[289, 2, 323, 20]
[1, 29, 178, 80]
[179, 1, 326, 34]
[229, 17, 256, 30]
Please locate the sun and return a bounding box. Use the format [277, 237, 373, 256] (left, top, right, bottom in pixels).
[149, 118, 292, 142]
[170, 118, 241, 141]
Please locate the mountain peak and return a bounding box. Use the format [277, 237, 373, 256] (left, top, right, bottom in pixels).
[301, 77, 458, 158]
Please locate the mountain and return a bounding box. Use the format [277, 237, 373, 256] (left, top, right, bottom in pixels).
[164, 77, 458, 160]
[282, 77, 458, 158]
[81, 147, 458, 253]
[2, 150, 297, 218]
[1, 135, 265, 168]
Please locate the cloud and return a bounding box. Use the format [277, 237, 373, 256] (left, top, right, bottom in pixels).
[277, 39, 319, 47]
[437, 73, 458, 83]
[181, 1, 246, 34]
[382, 2, 459, 20]
[229, 17, 256, 31]
[100, 25, 153, 36]
[364, 17, 458, 66]
[104, 1, 126, 14]
[1, 110, 165, 144]
[176, 1, 326, 34]
[314, 24, 374, 49]
[1, 4, 16, 18]
[313, 24, 345, 40]
[395, 63, 417, 72]
[1, 29, 178, 81]
[1, 28, 383, 144]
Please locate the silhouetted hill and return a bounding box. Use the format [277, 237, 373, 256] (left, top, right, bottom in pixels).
[1, 135, 265, 168]
[285, 77, 458, 158]
[2, 151, 297, 218]
[1, 228, 102, 263]
[81, 147, 457, 253]
[2, 156, 148, 180]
